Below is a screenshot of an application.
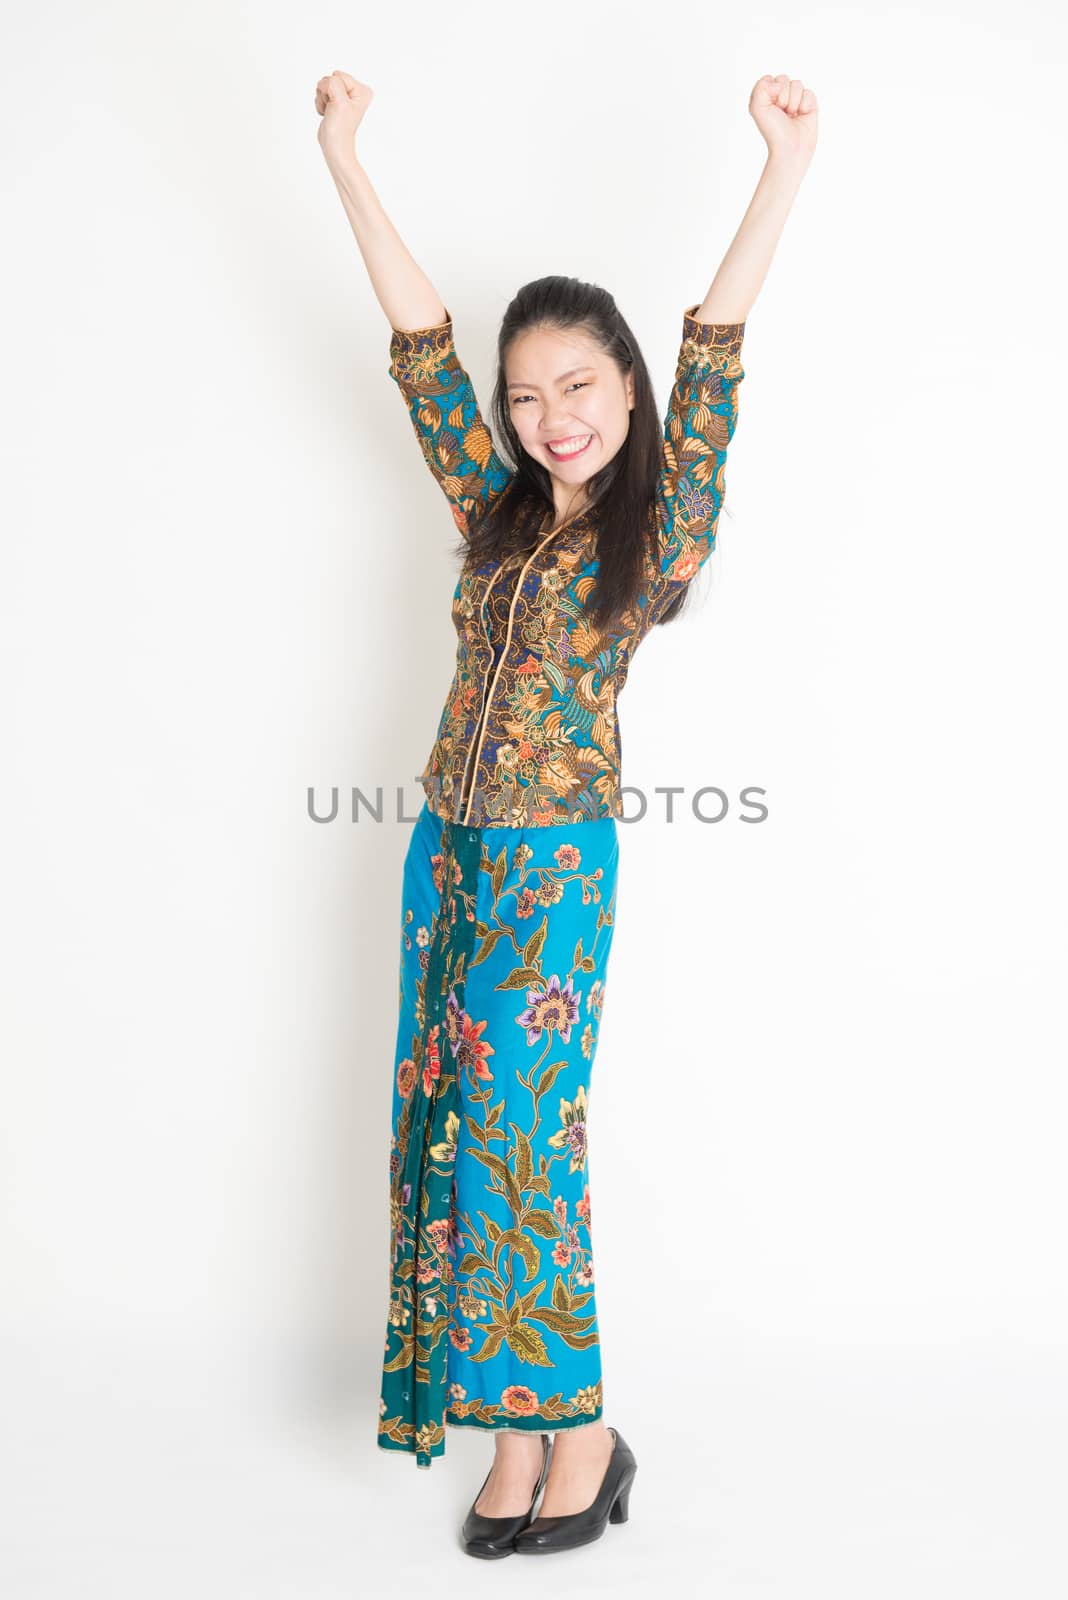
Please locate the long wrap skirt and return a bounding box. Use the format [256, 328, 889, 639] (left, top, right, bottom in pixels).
[377, 798, 620, 1468]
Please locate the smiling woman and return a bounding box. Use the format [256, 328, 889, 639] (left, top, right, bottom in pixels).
[315, 61, 818, 1553]
[384, 291, 746, 828]
[394, 279, 748, 635]
[502, 316, 633, 534]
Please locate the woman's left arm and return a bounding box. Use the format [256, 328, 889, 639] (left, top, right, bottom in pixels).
[655, 74, 819, 587]
[694, 74, 819, 325]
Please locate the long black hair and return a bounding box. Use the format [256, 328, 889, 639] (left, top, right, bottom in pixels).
[453, 275, 701, 633]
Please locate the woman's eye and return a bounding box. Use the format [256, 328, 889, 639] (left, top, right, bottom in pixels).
[512, 381, 589, 406]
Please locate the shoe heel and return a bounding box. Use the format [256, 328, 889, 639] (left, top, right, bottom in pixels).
[609, 1476, 633, 1524]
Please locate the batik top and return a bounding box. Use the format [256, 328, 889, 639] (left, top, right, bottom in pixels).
[388, 302, 746, 829]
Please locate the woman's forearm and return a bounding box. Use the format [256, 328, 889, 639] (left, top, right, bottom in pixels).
[326, 154, 449, 332]
[694, 154, 807, 325]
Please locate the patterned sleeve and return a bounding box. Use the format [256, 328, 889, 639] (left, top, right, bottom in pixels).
[387, 308, 513, 540]
[654, 304, 747, 584]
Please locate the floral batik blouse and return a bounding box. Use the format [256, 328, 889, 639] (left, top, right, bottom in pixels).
[387, 302, 746, 829]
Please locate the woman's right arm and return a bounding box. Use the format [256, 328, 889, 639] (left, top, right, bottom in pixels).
[316, 72, 511, 537]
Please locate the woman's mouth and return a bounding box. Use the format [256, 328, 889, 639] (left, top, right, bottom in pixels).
[546, 433, 593, 460]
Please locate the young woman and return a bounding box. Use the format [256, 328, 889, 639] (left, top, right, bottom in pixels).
[316, 67, 818, 1556]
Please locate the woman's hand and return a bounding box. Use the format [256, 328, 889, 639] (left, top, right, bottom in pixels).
[315, 71, 373, 169]
[749, 74, 818, 170]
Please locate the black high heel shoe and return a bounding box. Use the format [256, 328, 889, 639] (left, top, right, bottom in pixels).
[461, 1432, 552, 1559]
[512, 1425, 636, 1554]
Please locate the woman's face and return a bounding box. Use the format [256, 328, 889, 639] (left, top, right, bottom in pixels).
[505, 322, 635, 503]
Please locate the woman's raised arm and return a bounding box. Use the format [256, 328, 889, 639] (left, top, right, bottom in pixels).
[653, 73, 818, 591]
[316, 71, 512, 536]
[316, 71, 447, 332]
[691, 75, 818, 326]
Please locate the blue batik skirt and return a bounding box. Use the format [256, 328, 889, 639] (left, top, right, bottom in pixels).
[377, 798, 621, 1468]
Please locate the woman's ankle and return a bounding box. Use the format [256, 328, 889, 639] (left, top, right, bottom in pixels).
[546, 1419, 610, 1451]
[492, 1429, 544, 1458]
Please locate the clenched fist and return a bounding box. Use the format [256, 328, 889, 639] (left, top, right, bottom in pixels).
[749, 74, 819, 169]
[315, 71, 373, 167]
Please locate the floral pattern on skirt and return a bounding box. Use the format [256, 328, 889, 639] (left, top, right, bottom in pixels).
[377, 799, 620, 1467]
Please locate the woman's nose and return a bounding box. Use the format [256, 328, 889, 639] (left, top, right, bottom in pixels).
[540, 408, 573, 432]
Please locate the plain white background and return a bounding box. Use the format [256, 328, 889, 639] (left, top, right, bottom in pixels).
[3, 0, 1066, 1594]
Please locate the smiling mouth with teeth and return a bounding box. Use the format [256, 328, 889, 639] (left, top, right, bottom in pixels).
[546, 433, 593, 459]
